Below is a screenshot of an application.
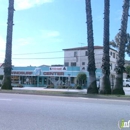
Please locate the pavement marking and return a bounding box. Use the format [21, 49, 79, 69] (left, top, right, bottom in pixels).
[0, 99, 12, 101]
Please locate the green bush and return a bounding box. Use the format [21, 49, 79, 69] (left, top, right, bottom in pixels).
[0, 75, 3, 80]
[47, 85, 54, 88]
[76, 85, 82, 89]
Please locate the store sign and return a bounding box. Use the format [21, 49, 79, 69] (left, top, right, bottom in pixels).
[12, 71, 33, 75]
[43, 72, 64, 76]
[34, 68, 41, 76]
[49, 67, 67, 71]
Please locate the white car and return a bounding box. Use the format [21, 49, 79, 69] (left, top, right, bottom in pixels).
[123, 79, 130, 87]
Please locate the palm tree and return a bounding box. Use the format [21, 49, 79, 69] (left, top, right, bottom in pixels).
[112, 0, 130, 95]
[85, 0, 98, 94]
[99, 0, 111, 94]
[110, 32, 130, 55]
[1, 0, 15, 90]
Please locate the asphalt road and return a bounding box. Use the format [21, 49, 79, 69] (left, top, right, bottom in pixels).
[0, 93, 130, 130]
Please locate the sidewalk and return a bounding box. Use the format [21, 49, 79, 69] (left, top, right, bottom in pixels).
[0, 87, 130, 100]
[13, 87, 87, 94]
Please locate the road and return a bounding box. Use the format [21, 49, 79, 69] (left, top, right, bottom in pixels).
[0, 93, 130, 130]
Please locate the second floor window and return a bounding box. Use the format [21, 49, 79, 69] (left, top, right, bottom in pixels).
[113, 53, 115, 58]
[111, 63, 112, 70]
[85, 51, 88, 56]
[74, 51, 77, 57]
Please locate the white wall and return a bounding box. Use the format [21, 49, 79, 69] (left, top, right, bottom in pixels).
[0, 68, 4, 75]
[64, 48, 117, 74]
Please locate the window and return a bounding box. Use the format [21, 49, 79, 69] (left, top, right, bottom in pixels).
[74, 51, 77, 57]
[82, 67, 85, 70]
[71, 62, 76, 66]
[111, 63, 112, 70]
[116, 54, 118, 59]
[110, 51, 112, 56]
[64, 62, 69, 66]
[113, 53, 115, 58]
[82, 62, 85, 65]
[85, 51, 88, 56]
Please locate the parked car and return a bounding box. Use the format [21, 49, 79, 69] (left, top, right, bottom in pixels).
[123, 79, 130, 87]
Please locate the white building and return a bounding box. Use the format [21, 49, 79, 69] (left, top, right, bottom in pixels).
[0, 63, 4, 75]
[63, 46, 118, 78]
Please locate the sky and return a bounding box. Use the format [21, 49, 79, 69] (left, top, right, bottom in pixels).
[0, 0, 129, 66]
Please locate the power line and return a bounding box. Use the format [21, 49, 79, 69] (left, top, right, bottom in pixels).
[12, 51, 63, 55]
[0, 54, 103, 60]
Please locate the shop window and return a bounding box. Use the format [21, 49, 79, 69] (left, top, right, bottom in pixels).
[44, 77, 47, 84]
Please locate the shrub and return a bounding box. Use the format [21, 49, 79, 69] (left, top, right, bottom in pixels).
[76, 85, 82, 89]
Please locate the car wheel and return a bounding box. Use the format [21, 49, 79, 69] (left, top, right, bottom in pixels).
[126, 84, 129, 87]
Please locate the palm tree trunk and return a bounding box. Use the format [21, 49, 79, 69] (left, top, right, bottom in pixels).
[1, 0, 15, 90]
[112, 0, 129, 95]
[85, 0, 98, 94]
[99, 0, 111, 94]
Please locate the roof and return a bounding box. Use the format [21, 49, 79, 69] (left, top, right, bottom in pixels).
[0, 63, 3, 68]
[63, 46, 117, 52]
[63, 46, 103, 51]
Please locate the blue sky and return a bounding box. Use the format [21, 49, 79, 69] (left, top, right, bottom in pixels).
[0, 0, 129, 66]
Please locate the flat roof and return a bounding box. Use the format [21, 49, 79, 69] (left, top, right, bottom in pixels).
[63, 46, 117, 52]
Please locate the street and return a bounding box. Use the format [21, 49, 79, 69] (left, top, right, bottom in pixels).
[0, 93, 130, 130]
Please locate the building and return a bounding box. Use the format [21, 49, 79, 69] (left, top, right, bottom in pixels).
[63, 46, 118, 79]
[10, 66, 102, 87]
[0, 65, 102, 87]
[0, 63, 4, 75]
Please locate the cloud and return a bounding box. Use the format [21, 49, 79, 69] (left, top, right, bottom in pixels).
[14, 37, 33, 46]
[41, 30, 63, 43]
[15, 0, 53, 10]
[41, 30, 60, 38]
[0, 36, 6, 62]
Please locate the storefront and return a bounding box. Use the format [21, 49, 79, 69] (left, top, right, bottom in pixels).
[11, 66, 102, 88]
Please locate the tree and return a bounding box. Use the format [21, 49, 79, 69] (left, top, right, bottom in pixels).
[85, 0, 98, 94]
[110, 32, 130, 54]
[76, 73, 87, 86]
[125, 66, 130, 78]
[1, 0, 15, 90]
[112, 0, 130, 95]
[99, 0, 111, 94]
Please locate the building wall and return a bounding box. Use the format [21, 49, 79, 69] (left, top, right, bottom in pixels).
[0, 68, 4, 75]
[64, 49, 103, 70]
[64, 48, 118, 76]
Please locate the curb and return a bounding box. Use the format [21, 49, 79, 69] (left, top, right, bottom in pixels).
[0, 89, 130, 101]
